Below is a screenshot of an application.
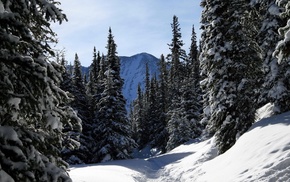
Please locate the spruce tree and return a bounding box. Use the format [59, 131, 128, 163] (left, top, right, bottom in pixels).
[131, 84, 144, 146]
[253, 1, 284, 107]
[94, 28, 136, 162]
[167, 15, 187, 99]
[0, 0, 81, 181]
[137, 63, 152, 148]
[151, 55, 169, 152]
[87, 47, 101, 97]
[272, 0, 290, 113]
[200, 0, 262, 154]
[62, 54, 91, 164]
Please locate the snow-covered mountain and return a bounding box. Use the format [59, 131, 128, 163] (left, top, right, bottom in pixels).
[70, 103, 290, 181]
[120, 53, 159, 110]
[82, 53, 159, 110]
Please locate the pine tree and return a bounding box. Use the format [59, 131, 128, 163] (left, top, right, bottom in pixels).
[147, 75, 160, 144]
[166, 108, 186, 151]
[151, 55, 169, 152]
[167, 15, 187, 99]
[200, 0, 262, 154]
[93, 28, 136, 162]
[253, 1, 284, 108]
[87, 47, 101, 97]
[136, 63, 152, 148]
[131, 84, 144, 146]
[62, 54, 91, 164]
[0, 0, 81, 181]
[188, 25, 202, 101]
[272, 0, 290, 113]
[60, 54, 74, 94]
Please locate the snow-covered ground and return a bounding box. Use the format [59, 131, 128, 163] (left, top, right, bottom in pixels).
[69, 103, 290, 182]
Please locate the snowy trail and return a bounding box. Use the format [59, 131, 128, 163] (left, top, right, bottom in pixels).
[69, 150, 194, 182]
[69, 105, 290, 182]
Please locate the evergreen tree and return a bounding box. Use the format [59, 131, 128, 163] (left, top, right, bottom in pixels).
[0, 0, 81, 181]
[188, 25, 202, 102]
[200, 0, 262, 154]
[187, 25, 199, 79]
[93, 28, 136, 162]
[254, 1, 284, 107]
[87, 47, 101, 97]
[272, 0, 290, 113]
[151, 55, 169, 152]
[166, 72, 202, 151]
[166, 108, 187, 151]
[167, 15, 187, 99]
[60, 54, 74, 94]
[136, 63, 152, 148]
[131, 84, 144, 146]
[62, 54, 91, 164]
[147, 75, 160, 145]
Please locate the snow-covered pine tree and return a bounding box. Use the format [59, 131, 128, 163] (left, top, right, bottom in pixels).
[94, 28, 136, 162]
[60, 54, 74, 94]
[0, 0, 81, 181]
[62, 54, 91, 164]
[165, 23, 203, 151]
[272, 0, 290, 113]
[131, 84, 145, 146]
[180, 73, 203, 139]
[200, 0, 262, 154]
[136, 63, 152, 148]
[166, 104, 191, 151]
[147, 75, 163, 145]
[151, 54, 169, 152]
[188, 25, 202, 106]
[167, 15, 187, 101]
[252, 0, 284, 108]
[87, 47, 101, 97]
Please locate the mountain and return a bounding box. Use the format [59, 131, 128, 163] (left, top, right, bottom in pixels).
[120, 53, 160, 110]
[69, 103, 290, 181]
[81, 52, 160, 110]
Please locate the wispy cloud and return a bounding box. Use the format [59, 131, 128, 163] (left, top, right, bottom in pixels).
[52, 0, 202, 66]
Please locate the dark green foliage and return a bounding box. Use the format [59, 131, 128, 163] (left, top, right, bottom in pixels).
[200, 0, 263, 154]
[93, 28, 136, 162]
[0, 0, 82, 181]
[61, 54, 92, 164]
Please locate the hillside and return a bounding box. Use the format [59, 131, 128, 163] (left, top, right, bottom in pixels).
[69, 103, 290, 181]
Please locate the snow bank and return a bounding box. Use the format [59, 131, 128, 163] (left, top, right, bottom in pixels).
[189, 111, 290, 182]
[69, 106, 290, 182]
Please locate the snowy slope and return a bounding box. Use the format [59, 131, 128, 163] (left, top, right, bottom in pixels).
[69, 103, 290, 182]
[120, 53, 159, 110]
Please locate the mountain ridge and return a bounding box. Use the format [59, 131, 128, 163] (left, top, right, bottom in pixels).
[81, 52, 160, 110]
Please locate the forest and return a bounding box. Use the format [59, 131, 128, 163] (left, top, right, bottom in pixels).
[0, 0, 289, 181]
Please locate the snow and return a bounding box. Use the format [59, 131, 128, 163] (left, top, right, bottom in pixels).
[8, 97, 21, 110]
[44, 112, 63, 130]
[120, 53, 159, 110]
[0, 170, 14, 182]
[0, 126, 22, 146]
[69, 104, 290, 182]
[268, 4, 280, 16]
[0, 1, 4, 13]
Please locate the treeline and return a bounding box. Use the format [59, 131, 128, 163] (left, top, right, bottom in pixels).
[130, 16, 202, 152]
[60, 28, 136, 164]
[131, 0, 290, 155]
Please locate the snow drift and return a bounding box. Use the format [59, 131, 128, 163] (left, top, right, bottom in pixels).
[69, 105, 290, 181]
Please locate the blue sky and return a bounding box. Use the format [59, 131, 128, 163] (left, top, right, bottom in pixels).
[52, 1, 202, 66]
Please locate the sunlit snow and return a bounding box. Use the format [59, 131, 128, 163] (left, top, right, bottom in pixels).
[69, 104, 290, 182]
